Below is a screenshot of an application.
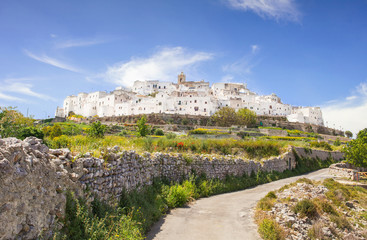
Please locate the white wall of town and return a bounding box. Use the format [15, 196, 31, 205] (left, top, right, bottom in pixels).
[55, 73, 324, 126]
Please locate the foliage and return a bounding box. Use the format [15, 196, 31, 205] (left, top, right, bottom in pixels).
[237, 108, 257, 126]
[165, 132, 176, 139]
[189, 128, 228, 135]
[343, 128, 367, 168]
[86, 121, 106, 138]
[309, 141, 332, 151]
[258, 219, 285, 240]
[333, 138, 341, 146]
[211, 107, 238, 127]
[136, 116, 150, 137]
[0, 107, 34, 138]
[18, 127, 44, 140]
[345, 130, 353, 138]
[293, 199, 318, 218]
[154, 128, 164, 136]
[56, 192, 144, 240]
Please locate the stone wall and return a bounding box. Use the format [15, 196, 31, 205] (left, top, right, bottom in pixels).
[0, 137, 344, 239]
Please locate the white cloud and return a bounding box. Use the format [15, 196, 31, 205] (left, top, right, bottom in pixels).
[251, 44, 259, 53]
[0, 78, 56, 102]
[226, 0, 300, 22]
[104, 47, 213, 87]
[55, 38, 107, 49]
[24, 49, 83, 73]
[0, 92, 24, 102]
[223, 45, 259, 75]
[220, 75, 234, 82]
[322, 82, 367, 136]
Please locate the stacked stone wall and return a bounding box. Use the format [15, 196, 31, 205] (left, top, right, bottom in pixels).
[0, 137, 344, 239]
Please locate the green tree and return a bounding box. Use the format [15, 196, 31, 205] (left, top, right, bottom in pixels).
[87, 121, 106, 138]
[343, 128, 367, 168]
[345, 130, 353, 139]
[0, 107, 34, 138]
[236, 108, 257, 127]
[211, 107, 238, 127]
[136, 116, 150, 137]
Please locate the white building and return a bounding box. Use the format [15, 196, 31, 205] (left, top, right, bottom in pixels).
[55, 72, 324, 126]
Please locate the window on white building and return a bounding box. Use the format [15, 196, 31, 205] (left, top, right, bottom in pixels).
[194, 107, 199, 111]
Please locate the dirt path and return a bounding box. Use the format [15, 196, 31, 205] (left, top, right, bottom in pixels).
[146, 168, 334, 240]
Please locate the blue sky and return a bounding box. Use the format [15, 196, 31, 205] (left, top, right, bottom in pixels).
[1, 0, 367, 135]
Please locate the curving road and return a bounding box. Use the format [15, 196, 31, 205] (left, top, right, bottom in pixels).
[146, 168, 334, 240]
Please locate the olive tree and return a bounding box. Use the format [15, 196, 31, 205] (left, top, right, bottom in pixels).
[237, 108, 257, 127]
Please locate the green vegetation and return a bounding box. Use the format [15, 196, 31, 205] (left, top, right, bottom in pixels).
[86, 121, 107, 138]
[136, 116, 150, 137]
[257, 178, 367, 240]
[59, 151, 339, 239]
[345, 130, 353, 139]
[309, 141, 333, 151]
[0, 107, 35, 138]
[343, 128, 367, 167]
[188, 128, 229, 135]
[258, 219, 285, 240]
[293, 199, 318, 218]
[211, 107, 256, 127]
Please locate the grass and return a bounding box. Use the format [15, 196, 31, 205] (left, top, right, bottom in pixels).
[293, 199, 318, 218]
[258, 218, 285, 240]
[44, 135, 289, 159]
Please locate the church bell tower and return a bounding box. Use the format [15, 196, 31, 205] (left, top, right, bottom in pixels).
[178, 72, 186, 84]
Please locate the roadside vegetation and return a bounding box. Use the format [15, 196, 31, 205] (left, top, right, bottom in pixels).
[56, 153, 338, 239]
[255, 178, 367, 240]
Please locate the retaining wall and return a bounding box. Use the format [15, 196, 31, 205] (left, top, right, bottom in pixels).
[0, 137, 344, 239]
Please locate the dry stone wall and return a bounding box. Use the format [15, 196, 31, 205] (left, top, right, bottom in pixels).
[0, 138, 344, 239]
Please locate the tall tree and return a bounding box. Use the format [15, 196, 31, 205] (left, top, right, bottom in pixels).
[343, 128, 367, 168]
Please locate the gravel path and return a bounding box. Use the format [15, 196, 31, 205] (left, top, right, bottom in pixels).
[146, 168, 334, 240]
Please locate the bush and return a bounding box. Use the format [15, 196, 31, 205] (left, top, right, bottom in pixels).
[87, 121, 106, 138]
[136, 116, 150, 137]
[18, 127, 44, 140]
[310, 141, 332, 151]
[154, 129, 164, 136]
[293, 199, 318, 218]
[330, 215, 352, 230]
[258, 218, 285, 240]
[165, 132, 176, 139]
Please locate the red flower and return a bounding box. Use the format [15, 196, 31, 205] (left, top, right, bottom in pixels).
[177, 142, 184, 148]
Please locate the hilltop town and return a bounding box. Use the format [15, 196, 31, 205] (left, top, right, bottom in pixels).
[56, 72, 324, 126]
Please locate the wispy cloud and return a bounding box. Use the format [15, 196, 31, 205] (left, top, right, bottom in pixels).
[322, 82, 367, 137]
[0, 78, 56, 102]
[104, 47, 213, 87]
[24, 49, 83, 73]
[225, 0, 300, 22]
[222, 44, 260, 76]
[55, 38, 107, 49]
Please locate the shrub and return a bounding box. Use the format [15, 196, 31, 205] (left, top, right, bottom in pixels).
[49, 124, 63, 139]
[258, 218, 285, 240]
[86, 121, 106, 138]
[165, 132, 176, 139]
[330, 215, 352, 230]
[310, 141, 332, 151]
[333, 138, 341, 146]
[265, 191, 277, 199]
[143, 137, 154, 152]
[136, 116, 150, 137]
[293, 199, 318, 218]
[154, 128, 164, 136]
[257, 198, 275, 211]
[18, 127, 44, 140]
